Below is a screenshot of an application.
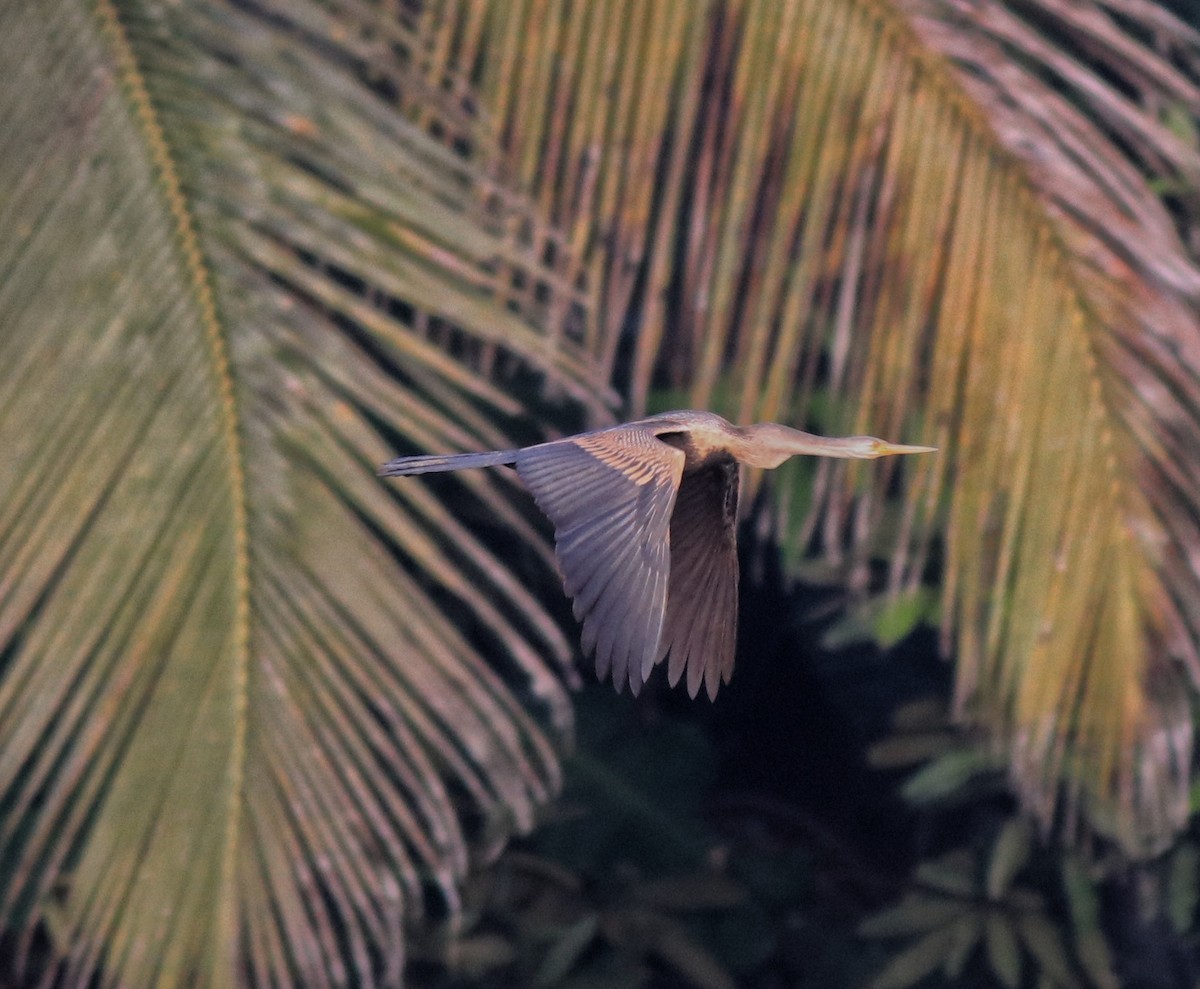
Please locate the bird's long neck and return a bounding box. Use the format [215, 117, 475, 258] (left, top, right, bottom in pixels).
[731, 423, 867, 468]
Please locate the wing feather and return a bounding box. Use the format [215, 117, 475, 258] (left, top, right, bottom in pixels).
[659, 456, 740, 700]
[516, 428, 684, 693]
[571, 515, 651, 621]
[564, 508, 642, 608]
[605, 535, 664, 690]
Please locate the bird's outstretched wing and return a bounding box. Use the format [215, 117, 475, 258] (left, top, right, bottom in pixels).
[516, 428, 685, 694]
[658, 456, 740, 700]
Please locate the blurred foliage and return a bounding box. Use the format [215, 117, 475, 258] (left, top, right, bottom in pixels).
[860, 686, 1200, 988]
[385, 587, 1200, 989]
[858, 836, 1104, 989]
[411, 621, 1200, 988]
[408, 686, 887, 989]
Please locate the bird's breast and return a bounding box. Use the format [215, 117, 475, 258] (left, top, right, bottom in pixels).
[658, 430, 729, 469]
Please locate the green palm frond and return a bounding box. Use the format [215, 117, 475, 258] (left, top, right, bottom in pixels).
[0, 0, 609, 984]
[437, 0, 1200, 851]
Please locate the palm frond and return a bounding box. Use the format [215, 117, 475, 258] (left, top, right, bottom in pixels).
[0, 0, 607, 984]
[437, 0, 1200, 851]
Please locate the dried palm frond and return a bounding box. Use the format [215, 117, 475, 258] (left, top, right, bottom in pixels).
[436, 0, 1200, 852]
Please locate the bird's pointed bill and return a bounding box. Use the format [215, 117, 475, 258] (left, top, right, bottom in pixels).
[875, 442, 937, 456]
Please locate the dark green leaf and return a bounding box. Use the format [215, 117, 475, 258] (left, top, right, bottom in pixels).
[859, 893, 964, 938]
[902, 750, 995, 805]
[1016, 914, 1080, 989]
[868, 926, 959, 989]
[1167, 842, 1200, 934]
[943, 914, 982, 979]
[535, 914, 600, 987]
[985, 913, 1022, 989]
[987, 818, 1032, 899]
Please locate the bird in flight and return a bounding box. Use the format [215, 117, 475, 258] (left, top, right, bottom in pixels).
[381, 411, 934, 700]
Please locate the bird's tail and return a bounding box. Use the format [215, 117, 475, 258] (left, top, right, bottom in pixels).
[379, 449, 520, 476]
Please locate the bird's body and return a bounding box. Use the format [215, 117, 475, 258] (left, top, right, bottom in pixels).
[381, 411, 933, 699]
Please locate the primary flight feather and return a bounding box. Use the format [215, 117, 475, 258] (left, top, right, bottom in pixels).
[380, 410, 934, 699]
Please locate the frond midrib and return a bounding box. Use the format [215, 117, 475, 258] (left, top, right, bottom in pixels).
[95, 0, 251, 970]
